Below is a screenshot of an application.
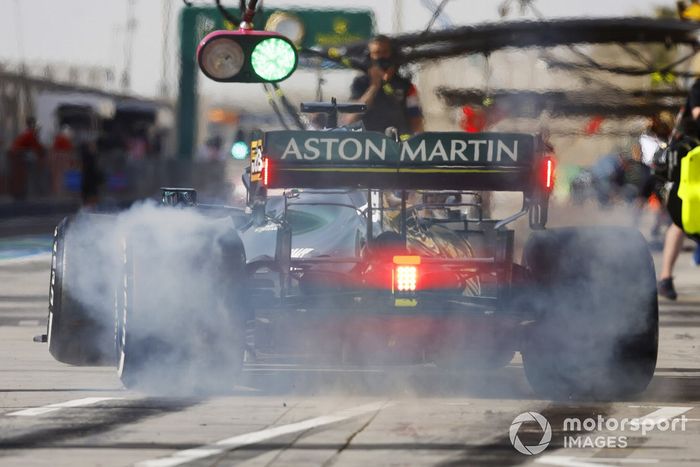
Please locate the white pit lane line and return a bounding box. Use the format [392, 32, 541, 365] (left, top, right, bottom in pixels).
[17, 319, 40, 326]
[136, 401, 393, 467]
[7, 397, 124, 417]
[536, 457, 659, 466]
[627, 406, 693, 427]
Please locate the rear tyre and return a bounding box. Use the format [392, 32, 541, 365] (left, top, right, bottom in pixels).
[522, 227, 658, 400]
[435, 348, 515, 371]
[48, 215, 117, 366]
[116, 227, 246, 395]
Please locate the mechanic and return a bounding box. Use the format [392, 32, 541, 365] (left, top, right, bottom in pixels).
[344, 36, 425, 232]
[634, 113, 673, 247]
[345, 35, 424, 138]
[51, 125, 76, 195]
[8, 117, 47, 200]
[657, 81, 700, 300]
[79, 141, 104, 207]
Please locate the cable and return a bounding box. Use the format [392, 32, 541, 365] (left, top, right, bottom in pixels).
[242, 0, 259, 24]
[541, 48, 699, 78]
[300, 47, 367, 71]
[215, 0, 240, 25]
[263, 83, 290, 130]
[618, 43, 653, 68]
[422, 0, 450, 35]
[523, 0, 544, 19]
[419, 0, 453, 28]
[271, 83, 305, 129]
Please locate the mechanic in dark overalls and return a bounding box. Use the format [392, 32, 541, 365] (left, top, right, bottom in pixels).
[345, 35, 424, 139]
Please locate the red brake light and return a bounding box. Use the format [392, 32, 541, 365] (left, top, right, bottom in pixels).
[541, 156, 555, 193]
[262, 157, 270, 187]
[396, 266, 418, 292]
[393, 256, 420, 292]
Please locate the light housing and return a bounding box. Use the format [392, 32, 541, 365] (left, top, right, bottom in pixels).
[199, 40, 245, 80]
[197, 30, 298, 83]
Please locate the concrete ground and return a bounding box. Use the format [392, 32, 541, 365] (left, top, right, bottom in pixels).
[1, 206, 699, 467]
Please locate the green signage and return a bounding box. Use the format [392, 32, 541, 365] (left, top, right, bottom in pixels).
[261, 9, 375, 50]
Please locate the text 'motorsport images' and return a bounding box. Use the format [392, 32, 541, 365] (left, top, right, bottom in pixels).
[3, 1, 700, 466]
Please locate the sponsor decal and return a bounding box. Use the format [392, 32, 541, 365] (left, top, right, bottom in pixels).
[266, 131, 527, 165]
[250, 139, 264, 182]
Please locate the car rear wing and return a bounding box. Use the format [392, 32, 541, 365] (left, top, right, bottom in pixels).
[250, 130, 544, 192]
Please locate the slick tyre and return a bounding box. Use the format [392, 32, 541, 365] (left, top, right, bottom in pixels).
[117, 227, 246, 395]
[48, 215, 117, 366]
[522, 227, 658, 400]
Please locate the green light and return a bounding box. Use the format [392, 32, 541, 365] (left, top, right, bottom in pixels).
[251, 37, 297, 82]
[231, 141, 249, 160]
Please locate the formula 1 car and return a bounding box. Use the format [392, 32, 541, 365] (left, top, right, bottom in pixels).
[43, 109, 658, 400]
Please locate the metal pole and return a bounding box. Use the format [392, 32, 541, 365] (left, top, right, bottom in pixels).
[393, 0, 403, 34]
[176, 8, 198, 160]
[159, 0, 172, 98]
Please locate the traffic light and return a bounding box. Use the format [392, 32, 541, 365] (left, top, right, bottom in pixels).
[230, 130, 249, 160]
[197, 30, 298, 83]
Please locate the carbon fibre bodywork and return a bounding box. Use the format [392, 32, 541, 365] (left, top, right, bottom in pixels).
[235, 188, 523, 363]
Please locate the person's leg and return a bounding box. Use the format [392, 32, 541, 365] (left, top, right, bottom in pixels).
[660, 223, 684, 279]
[658, 223, 685, 300]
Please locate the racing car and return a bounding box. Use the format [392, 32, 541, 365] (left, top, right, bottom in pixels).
[42, 106, 658, 399]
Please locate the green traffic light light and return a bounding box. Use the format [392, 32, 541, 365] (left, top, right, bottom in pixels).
[231, 141, 249, 160]
[251, 37, 297, 82]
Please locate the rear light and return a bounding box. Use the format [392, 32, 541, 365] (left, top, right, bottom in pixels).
[393, 256, 420, 292]
[540, 155, 555, 193]
[262, 157, 270, 187]
[396, 266, 418, 292]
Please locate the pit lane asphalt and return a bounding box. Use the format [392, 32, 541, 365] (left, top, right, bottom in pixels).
[1, 213, 700, 466]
